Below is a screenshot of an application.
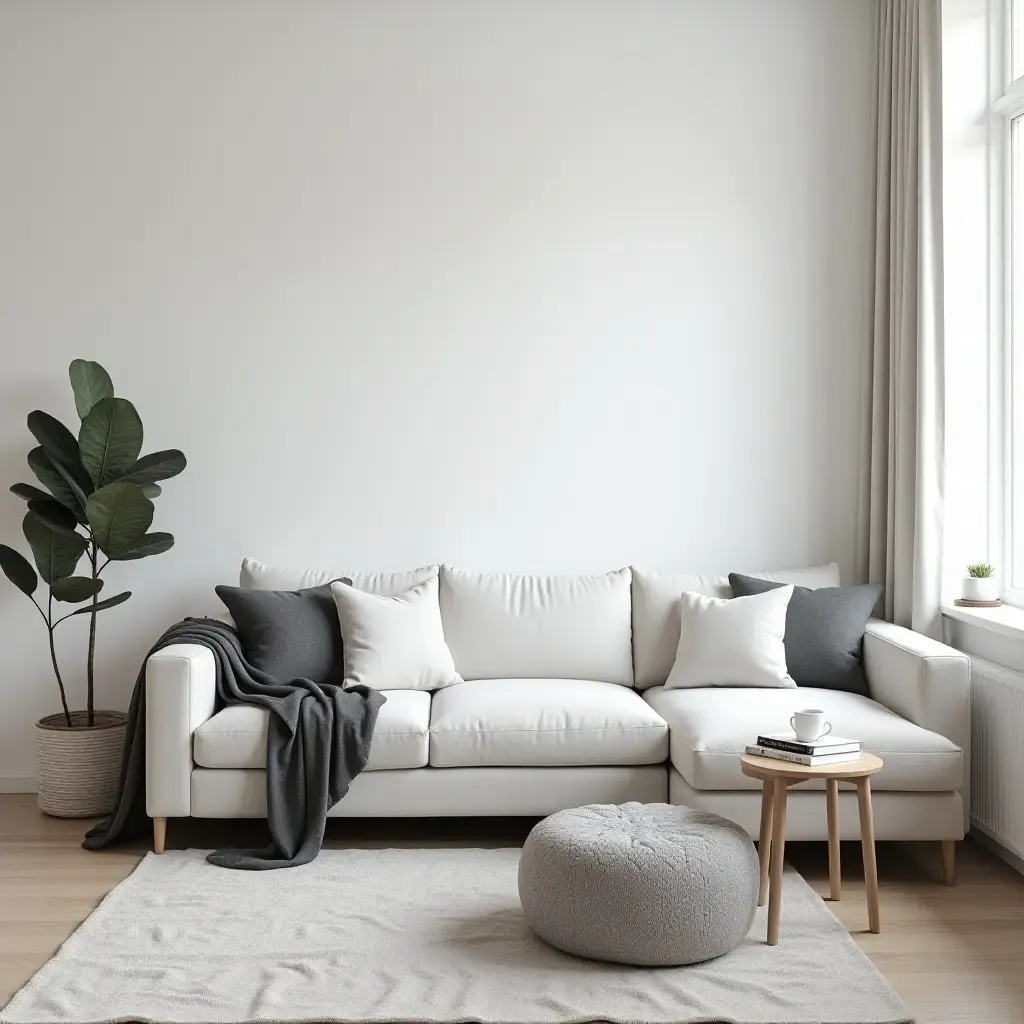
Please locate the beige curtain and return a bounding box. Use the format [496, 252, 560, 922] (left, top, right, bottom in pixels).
[863, 0, 945, 637]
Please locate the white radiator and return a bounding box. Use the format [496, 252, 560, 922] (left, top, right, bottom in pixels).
[969, 655, 1024, 859]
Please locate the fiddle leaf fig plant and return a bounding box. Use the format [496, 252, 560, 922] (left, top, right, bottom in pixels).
[0, 360, 186, 727]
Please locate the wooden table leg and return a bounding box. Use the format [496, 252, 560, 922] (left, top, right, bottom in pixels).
[153, 816, 166, 855]
[767, 776, 788, 945]
[757, 780, 773, 907]
[826, 777, 841, 901]
[856, 777, 880, 933]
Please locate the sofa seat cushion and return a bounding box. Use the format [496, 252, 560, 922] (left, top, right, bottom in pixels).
[193, 689, 430, 771]
[429, 679, 668, 767]
[643, 685, 962, 792]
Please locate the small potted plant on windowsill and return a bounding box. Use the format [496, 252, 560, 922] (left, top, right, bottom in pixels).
[962, 563, 1000, 605]
[0, 360, 186, 817]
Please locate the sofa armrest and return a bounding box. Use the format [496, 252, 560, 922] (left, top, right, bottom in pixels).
[863, 619, 971, 826]
[145, 644, 217, 817]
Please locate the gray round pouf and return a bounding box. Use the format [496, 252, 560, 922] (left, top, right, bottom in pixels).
[518, 802, 758, 966]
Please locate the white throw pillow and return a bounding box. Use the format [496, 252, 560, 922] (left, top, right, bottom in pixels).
[630, 563, 840, 688]
[330, 576, 462, 692]
[664, 586, 796, 689]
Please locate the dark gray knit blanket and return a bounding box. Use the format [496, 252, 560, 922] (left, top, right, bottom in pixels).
[83, 618, 385, 870]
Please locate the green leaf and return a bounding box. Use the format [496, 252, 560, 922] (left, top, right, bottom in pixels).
[41, 452, 93, 532]
[51, 576, 104, 603]
[47, 453, 91, 505]
[112, 531, 174, 560]
[39, 460, 94, 538]
[69, 359, 114, 419]
[26, 411, 94, 499]
[86, 482, 153, 558]
[140, 483, 161, 499]
[27, 447, 88, 521]
[70, 590, 131, 616]
[22, 511, 87, 584]
[10, 483, 54, 503]
[117, 449, 186, 487]
[0, 544, 37, 597]
[26, 499, 80, 536]
[27, 411, 84, 472]
[78, 397, 143, 488]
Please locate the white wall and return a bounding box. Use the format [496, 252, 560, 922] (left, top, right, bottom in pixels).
[0, 0, 875, 787]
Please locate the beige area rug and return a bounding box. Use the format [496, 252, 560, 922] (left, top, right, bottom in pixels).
[0, 848, 911, 1024]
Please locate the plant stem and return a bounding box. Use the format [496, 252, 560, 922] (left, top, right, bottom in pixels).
[46, 591, 72, 728]
[87, 542, 98, 727]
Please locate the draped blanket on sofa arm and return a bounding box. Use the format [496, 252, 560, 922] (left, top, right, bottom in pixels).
[82, 618, 385, 870]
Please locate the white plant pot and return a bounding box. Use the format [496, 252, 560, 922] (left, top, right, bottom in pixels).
[962, 575, 999, 603]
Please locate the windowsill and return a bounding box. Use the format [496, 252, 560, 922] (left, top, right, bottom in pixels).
[941, 601, 1024, 640]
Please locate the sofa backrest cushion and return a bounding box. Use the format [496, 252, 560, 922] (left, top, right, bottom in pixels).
[439, 565, 634, 684]
[631, 563, 841, 689]
[239, 558, 438, 596]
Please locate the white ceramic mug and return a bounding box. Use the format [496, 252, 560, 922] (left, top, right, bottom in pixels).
[790, 709, 832, 743]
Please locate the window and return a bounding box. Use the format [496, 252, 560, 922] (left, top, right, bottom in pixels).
[1015, 0, 1024, 81]
[943, 0, 1024, 611]
[1012, 113, 1024, 597]
[993, 3, 1024, 604]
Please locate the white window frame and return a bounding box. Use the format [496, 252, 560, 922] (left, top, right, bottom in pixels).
[991, 0, 1024, 607]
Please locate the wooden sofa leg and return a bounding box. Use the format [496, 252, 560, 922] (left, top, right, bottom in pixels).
[940, 839, 956, 886]
[153, 817, 166, 855]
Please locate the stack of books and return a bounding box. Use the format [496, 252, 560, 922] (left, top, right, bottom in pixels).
[745, 733, 861, 766]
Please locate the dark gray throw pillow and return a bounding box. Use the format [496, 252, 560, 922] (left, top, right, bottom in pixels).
[727, 574, 883, 695]
[215, 579, 352, 684]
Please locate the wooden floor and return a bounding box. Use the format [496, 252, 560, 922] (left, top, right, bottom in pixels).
[2, 794, 1023, 1023]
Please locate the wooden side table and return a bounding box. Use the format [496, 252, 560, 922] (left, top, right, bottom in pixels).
[739, 752, 884, 946]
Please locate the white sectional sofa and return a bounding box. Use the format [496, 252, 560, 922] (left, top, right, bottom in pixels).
[146, 561, 970, 862]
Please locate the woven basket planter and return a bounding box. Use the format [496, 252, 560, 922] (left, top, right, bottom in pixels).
[35, 711, 127, 818]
